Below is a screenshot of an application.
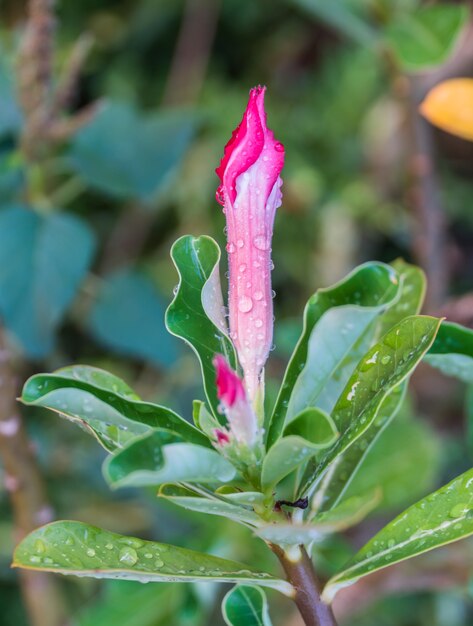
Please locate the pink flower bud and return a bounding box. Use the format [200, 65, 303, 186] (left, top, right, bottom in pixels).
[216, 86, 284, 402]
[213, 355, 259, 446]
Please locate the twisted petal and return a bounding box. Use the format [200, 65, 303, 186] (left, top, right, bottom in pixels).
[216, 86, 284, 402]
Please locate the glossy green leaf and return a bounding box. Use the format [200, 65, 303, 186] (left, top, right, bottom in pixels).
[193, 399, 220, 438]
[340, 406, 440, 512]
[223, 585, 273, 626]
[376, 259, 426, 338]
[385, 4, 469, 72]
[283, 407, 338, 444]
[166, 235, 236, 420]
[21, 367, 208, 451]
[425, 321, 473, 383]
[12, 521, 292, 594]
[323, 468, 473, 603]
[299, 316, 442, 498]
[262, 410, 338, 492]
[316, 262, 426, 511]
[158, 484, 262, 526]
[0, 206, 95, 357]
[267, 262, 400, 447]
[317, 384, 407, 511]
[69, 102, 195, 202]
[256, 491, 380, 545]
[88, 269, 179, 368]
[104, 430, 235, 487]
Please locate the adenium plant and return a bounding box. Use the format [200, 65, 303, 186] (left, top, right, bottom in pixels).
[13, 87, 473, 626]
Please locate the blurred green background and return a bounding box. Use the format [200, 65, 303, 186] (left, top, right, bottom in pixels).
[1, 1, 473, 624]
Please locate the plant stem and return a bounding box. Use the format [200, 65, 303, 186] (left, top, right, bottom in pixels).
[271, 544, 338, 626]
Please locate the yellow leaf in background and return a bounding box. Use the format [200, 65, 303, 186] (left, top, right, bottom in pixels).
[420, 78, 473, 142]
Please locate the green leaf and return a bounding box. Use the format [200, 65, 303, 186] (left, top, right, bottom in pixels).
[299, 316, 442, 498]
[385, 4, 469, 72]
[267, 262, 400, 447]
[21, 368, 208, 451]
[223, 585, 273, 626]
[75, 581, 183, 626]
[291, 0, 377, 45]
[88, 269, 179, 368]
[166, 235, 237, 420]
[12, 521, 292, 595]
[283, 407, 339, 444]
[69, 102, 195, 202]
[317, 384, 407, 511]
[104, 430, 236, 487]
[158, 484, 262, 526]
[425, 321, 473, 383]
[0, 206, 95, 358]
[323, 468, 473, 603]
[262, 413, 338, 491]
[341, 406, 440, 512]
[256, 490, 381, 545]
[376, 259, 426, 337]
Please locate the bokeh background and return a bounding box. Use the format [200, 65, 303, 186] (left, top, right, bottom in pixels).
[1, 1, 473, 624]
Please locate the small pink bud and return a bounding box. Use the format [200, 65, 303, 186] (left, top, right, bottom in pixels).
[216, 86, 284, 402]
[213, 355, 259, 446]
[214, 428, 231, 445]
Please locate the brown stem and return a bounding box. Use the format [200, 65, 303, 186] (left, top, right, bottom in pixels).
[0, 330, 67, 626]
[271, 544, 338, 626]
[407, 77, 449, 313]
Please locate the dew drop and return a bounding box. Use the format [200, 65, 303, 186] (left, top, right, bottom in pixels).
[236, 239, 244, 248]
[119, 547, 138, 566]
[253, 235, 270, 250]
[238, 296, 253, 313]
[226, 243, 236, 254]
[105, 543, 114, 550]
[155, 558, 164, 568]
[86, 548, 96, 557]
[35, 539, 45, 554]
[239, 264, 247, 273]
[274, 141, 284, 152]
[30, 555, 42, 564]
[65, 537, 75, 546]
[381, 355, 391, 365]
[216, 185, 225, 206]
[254, 319, 263, 328]
[449, 503, 468, 518]
[254, 291, 263, 301]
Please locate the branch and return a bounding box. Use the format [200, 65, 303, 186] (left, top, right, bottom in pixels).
[271, 544, 338, 626]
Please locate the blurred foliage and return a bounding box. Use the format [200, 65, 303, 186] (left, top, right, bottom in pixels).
[1, 0, 473, 625]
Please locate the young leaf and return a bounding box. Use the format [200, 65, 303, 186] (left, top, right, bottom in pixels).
[104, 430, 236, 488]
[262, 409, 338, 490]
[256, 490, 380, 545]
[323, 468, 473, 603]
[21, 369, 208, 451]
[299, 316, 442, 498]
[12, 521, 293, 595]
[223, 585, 273, 626]
[385, 4, 469, 72]
[425, 321, 473, 383]
[166, 235, 237, 420]
[0, 206, 95, 358]
[158, 484, 262, 526]
[267, 262, 400, 447]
